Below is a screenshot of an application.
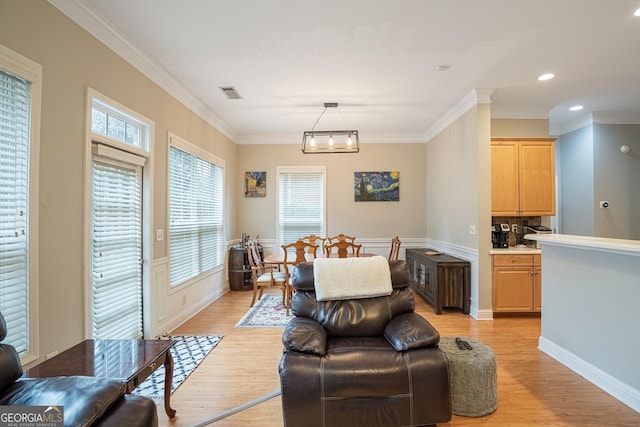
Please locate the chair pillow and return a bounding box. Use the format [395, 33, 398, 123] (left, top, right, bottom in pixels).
[384, 312, 440, 351]
[314, 256, 392, 301]
[282, 317, 327, 356]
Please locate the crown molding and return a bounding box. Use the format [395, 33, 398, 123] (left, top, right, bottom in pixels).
[47, 0, 238, 142]
[424, 88, 494, 142]
[592, 111, 640, 125]
[550, 111, 640, 136]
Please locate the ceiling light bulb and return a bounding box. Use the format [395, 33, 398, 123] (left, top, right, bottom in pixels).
[329, 134, 334, 147]
[310, 135, 316, 147]
[569, 105, 584, 111]
[538, 73, 555, 81]
[347, 134, 353, 146]
[635, 8, 640, 16]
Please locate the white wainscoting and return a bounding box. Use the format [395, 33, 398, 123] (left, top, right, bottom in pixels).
[149, 256, 228, 338]
[424, 239, 486, 320]
[253, 237, 429, 260]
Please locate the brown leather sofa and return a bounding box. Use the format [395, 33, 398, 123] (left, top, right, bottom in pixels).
[0, 311, 158, 427]
[279, 259, 452, 427]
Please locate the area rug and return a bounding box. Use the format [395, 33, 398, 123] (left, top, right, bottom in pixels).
[235, 294, 293, 327]
[132, 335, 222, 402]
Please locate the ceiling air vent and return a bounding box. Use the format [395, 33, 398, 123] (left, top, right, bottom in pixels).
[219, 86, 242, 99]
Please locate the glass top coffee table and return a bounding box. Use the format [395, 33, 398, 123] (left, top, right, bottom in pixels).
[23, 339, 177, 418]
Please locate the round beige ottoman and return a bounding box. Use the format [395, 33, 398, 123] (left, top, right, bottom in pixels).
[439, 336, 498, 417]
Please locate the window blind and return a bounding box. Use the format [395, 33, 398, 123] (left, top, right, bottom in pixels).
[278, 170, 325, 247]
[169, 145, 224, 287]
[0, 69, 30, 355]
[91, 155, 143, 339]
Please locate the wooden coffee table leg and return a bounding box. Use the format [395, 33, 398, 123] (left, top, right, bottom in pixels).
[164, 349, 176, 418]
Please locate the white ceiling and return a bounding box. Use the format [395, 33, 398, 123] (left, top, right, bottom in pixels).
[51, 0, 640, 144]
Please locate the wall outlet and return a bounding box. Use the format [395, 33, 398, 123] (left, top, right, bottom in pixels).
[156, 229, 164, 241]
[469, 225, 477, 235]
[512, 224, 518, 233]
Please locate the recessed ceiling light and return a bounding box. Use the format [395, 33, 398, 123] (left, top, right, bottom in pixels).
[569, 105, 584, 111]
[634, 8, 640, 16]
[433, 65, 450, 71]
[538, 73, 555, 81]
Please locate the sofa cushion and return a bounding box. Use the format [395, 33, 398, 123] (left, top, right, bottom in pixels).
[282, 317, 327, 355]
[0, 376, 126, 427]
[92, 394, 158, 427]
[0, 344, 23, 390]
[292, 287, 415, 337]
[384, 312, 440, 351]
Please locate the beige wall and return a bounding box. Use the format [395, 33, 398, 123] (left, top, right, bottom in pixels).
[1, 1, 237, 363]
[426, 105, 493, 315]
[491, 118, 550, 138]
[236, 143, 427, 242]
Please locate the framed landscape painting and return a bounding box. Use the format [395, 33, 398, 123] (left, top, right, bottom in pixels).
[354, 171, 399, 201]
[245, 171, 266, 197]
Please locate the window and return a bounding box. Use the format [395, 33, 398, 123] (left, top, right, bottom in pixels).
[91, 98, 146, 149]
[277, 166, 326, 248]
[169, 134, 224, 287]
[0, 45, 41, 362]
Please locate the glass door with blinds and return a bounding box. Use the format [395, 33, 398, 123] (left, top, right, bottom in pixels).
[91, 152, 144, 339]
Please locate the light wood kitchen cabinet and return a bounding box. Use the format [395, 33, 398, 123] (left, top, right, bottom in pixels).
[491, 138, 556, 216]
[493, 253, 541, 313]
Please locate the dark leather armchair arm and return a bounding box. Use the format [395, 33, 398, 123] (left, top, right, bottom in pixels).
[282, 317, 327, 356]
[384, 312, 440, 351]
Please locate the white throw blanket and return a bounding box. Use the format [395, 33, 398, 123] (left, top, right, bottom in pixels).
[313, 256, 392, 301]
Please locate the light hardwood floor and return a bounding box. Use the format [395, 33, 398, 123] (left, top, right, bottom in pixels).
[159, 288, 640, 426]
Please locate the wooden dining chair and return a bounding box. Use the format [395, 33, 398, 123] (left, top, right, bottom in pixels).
[246, 239, 287, 307]
[324, 240, 362, 258]
[324, 234, 356, 255]
[325, 233, 356, 244]
[281, 239, 318, 315]
[388, 236, 401, 261]
[301, 234, 326, 253]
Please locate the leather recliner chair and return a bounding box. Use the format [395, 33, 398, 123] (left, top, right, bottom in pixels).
[279, 259, 451, 427]
[0, 311, 158, 427]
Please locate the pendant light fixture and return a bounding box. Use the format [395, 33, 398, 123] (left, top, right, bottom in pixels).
[301, 103, 359, 154]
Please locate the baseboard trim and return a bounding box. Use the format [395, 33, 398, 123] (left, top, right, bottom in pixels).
[538, 336, 640, 413]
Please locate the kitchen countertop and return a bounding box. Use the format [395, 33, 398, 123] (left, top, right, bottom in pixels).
[525, 233, 640, 256]
[490, 246, 541, 255]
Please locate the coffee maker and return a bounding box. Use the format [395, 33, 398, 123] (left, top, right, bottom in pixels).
[492, 224, 510, 248]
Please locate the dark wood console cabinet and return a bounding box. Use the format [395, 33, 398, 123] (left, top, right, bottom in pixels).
[405, 248, 471, 315]
[228, 245, 261, 291]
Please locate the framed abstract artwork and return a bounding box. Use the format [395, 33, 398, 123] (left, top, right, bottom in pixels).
[245, 171, 266, 197]
[354, 171, 399, 201]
